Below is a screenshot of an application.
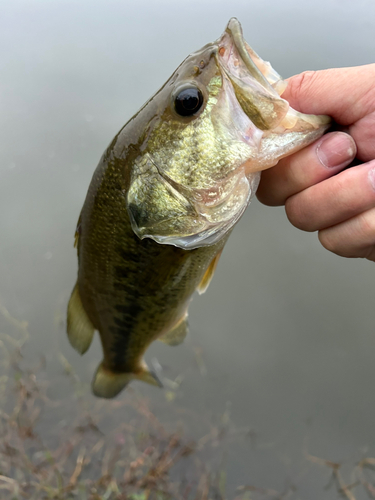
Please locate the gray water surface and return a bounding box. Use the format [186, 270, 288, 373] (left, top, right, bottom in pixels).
[1, 1, 375, 498]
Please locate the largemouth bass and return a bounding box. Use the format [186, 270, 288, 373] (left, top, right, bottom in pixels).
[67, 18, 330, 398]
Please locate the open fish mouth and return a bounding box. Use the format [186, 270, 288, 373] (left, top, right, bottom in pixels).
[217, 18, 330, 135]
[219, 18, 284, 95]
[216, 18, 289, 131]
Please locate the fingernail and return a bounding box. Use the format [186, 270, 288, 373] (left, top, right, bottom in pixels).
[316, 132, 356, 169]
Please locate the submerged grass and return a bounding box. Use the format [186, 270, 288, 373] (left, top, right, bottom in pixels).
[0, 304, 250, 500]
[0, 304, 375, 500]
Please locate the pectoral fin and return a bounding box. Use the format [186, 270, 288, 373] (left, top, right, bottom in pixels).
[92, 362, 162, 399]
[159, 315, 189, 346]
[67, 283, 95, 355]
[197, 251, 222, 295]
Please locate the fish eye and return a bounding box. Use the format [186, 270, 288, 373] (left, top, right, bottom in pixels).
[174, 86, 204, 117]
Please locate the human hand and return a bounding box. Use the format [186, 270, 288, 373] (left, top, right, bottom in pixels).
[257, 64, 375, 262]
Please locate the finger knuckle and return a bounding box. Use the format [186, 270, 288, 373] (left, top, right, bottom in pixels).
[318, 229, 355, 258]
[319, 210, 375, 259]
[364, 246, 375, 262]
[358, 210, 375, 235]
[256, 189, 284, 207]
[256, 169, 288, 207]
[318, 230, 338, 254]
[287, 71, 319, 108]
[285, 195, 315, 231]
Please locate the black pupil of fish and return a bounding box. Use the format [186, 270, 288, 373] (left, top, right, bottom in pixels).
[174, 88, 203, 116]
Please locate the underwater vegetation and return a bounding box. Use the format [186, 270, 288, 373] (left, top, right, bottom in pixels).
[1, 305, 375, 499]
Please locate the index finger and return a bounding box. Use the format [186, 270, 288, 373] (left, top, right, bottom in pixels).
[282, 65, 375, 126]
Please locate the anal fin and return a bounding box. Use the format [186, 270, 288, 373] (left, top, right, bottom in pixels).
[197, 251, 222, 295]
[159, 315, 189, 346]
[67, 283, 95, 355]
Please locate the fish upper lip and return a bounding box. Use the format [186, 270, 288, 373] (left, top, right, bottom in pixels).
[217, 17, 273, 92]
[215, 18, 292, 132]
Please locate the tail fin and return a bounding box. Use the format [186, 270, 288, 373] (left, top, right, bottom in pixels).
[92, 363, 162, 399]
[67, 283, 95, 354]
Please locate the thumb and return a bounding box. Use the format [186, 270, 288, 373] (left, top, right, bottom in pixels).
[281, 65, 375, 126]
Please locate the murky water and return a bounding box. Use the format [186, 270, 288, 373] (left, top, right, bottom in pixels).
[1, 0, 375, 497]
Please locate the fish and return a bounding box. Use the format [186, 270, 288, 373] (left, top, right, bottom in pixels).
[67, 18, 330, 398]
